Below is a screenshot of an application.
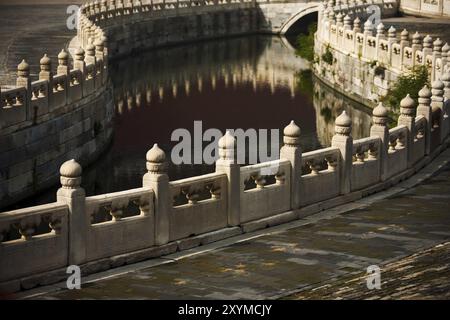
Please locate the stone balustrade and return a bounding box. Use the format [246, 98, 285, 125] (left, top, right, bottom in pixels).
[2, 75, 450, 293]
[0, 46, 108, 133]
[314, 0, 450, 103]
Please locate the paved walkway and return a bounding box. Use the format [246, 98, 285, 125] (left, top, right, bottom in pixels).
[285, 241, 450, 300]
[25, 149, 450, 300]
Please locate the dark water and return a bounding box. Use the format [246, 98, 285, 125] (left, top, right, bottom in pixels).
[9, 35, 373, 209]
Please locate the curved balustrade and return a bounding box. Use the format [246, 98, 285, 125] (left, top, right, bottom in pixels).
[314, 0, 450, 104]
[1, 0, 450, 295]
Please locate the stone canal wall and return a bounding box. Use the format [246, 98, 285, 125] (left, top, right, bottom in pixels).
[0, 0, 320, 209]
[78, 0, 321, 60]
[314, 0, 449, 105]
[0, 44, 114, 209]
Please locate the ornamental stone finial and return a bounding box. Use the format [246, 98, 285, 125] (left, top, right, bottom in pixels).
[86, 43, 96, 57]
[412, 31, 421, 45]
[432, 79, 445, 91]
[40, 54, 51, 71]
[57, 49, 70, 76]
[400, 29, 409, 39]
[400, 94, 416, 116]
[433, 38, 443, 53]
[419, 85, 432, 104]
[75, 47, 85, 61]
[58, 49, 69, 66]
[442, 42, 450, 53]
[419, 85, 431, 102]
[17, 59, 30, 77]
[431, 80, 445, 104]
[336, 12, 343, 25]
[334, 110, 352, 136]
[343, 14, 351, 29]
[376, 22, 385, 36]
[423, 35, 432, 48]
[372, 102, 388, 126]
[146, 144, 167, 173]
[218, 131, 236, 161]
[60, 159, 82, 189]
[364, 19, 373, 34]
[353, 17, 361, 33]
[388, 26, 396, 40]
[283, 120, 301, 146]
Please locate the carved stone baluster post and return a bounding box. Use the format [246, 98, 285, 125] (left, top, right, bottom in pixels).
[432, 38, 443, 81]
[143, 144, 170, 245]
[16, 59, 31, 119]
[57, 49, 70, 100]
[331, 111, 352, 194]
[411, 32, 422, 63]
[85, 42, 98, 87]
[280, 120, 301, 210]
[431, 79, 445, 144]
[416, 85, 432, 155]
[215, 131, 240, 226]
[39, 54, 53, 108]
[400, 29, 410, 50]
[398, 94, 416, 167]
[370, 103, 388, 181]
[442, 43, 449, 70]
[74, 47, 86, 73]
[94, 38, 105, 84]
[57, 159, 87, 265]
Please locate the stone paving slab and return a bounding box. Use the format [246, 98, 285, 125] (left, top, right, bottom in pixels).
[29, 159, 450, 300]
[284, 241, 450, 300]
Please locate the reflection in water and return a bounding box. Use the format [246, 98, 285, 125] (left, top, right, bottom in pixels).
[10, 35, 373, 208]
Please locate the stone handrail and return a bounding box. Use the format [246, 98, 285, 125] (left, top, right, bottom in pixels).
[1, 0, 450, 294]
[0, 48, 108, 133]
[169, 172, 228, 241]
[0, 202, 69, 283]
[314, 0, 450, 103]
[1, 78, 450, 292]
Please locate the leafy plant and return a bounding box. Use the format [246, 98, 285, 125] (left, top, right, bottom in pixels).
[321, 44, 333, 65]
[381, 65, 429, 116]
[295, 23, 317, 62]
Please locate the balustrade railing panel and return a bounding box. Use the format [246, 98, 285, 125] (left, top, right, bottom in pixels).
[169, 172, 227, 241]
[300, 147, 340, 206]
[240, 159, 291, 223]
[387, 125, 408, 178]
[30, 80, 49, 118]
[0, 203, 68, 282]
[0, 87, 27, 129]
[412, 115, 427, 164]
[85, 187, 155, 261]
[351, 136, 381, 191]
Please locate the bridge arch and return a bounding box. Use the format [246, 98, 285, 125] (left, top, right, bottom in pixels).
[279, 4, 320, 35]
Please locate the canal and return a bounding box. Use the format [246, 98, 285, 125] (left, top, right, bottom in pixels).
[11, 34, 373, 209]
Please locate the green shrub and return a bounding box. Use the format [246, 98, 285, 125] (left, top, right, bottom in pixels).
[295, 23, 317, 62]
[381, 65, 429, 115]
[321, 45, 333, 65]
